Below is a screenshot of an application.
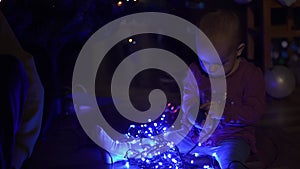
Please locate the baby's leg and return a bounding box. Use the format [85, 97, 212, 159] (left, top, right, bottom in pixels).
[213, 139, 250, 169]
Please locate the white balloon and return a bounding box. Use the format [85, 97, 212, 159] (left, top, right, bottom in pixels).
[277, 0, 296, 6]
[265, 65, 296, 99]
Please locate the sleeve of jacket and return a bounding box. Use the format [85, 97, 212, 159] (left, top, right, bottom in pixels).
[224, 66, 265, 126]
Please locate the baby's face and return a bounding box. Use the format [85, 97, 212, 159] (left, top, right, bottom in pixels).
[199, 41, 238, 77]
[199, 49, 237, 76]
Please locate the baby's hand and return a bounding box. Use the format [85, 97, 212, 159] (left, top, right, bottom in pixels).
[202, 102, 224, 120]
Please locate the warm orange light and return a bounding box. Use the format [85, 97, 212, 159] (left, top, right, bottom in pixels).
[117, 1, 123, 6]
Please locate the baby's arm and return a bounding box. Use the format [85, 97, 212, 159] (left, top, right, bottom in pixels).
[223, 68, 265, 126]
[181, 65, 201, 129]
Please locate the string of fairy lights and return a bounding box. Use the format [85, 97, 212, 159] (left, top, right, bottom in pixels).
[116, 0, 139, 7]
[115, 103, 218, 169]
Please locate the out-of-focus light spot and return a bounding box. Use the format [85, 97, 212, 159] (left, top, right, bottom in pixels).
[281, 40, 288, 48]
[190, 160, 194, 164]
[125, 161, 130, 168]
[117, 1, 123, 6]
[133, 0, 137, 2]
[128, 38, 133, 43]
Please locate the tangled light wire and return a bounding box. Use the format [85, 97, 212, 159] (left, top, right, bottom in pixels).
[116, 103, 217, 169]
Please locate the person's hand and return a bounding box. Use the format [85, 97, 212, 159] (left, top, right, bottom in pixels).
[95, 125, 156, 162]
[200, 102, 224, 120]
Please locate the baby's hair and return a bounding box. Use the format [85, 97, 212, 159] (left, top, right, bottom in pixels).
[198, 9, 243, 52]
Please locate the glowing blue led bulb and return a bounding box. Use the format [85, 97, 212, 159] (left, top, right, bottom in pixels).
[191, 160, 194, 164]
[203, 165, 210, 169]
[171, 158, 177, 163]
[125, 161, 130, 168]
